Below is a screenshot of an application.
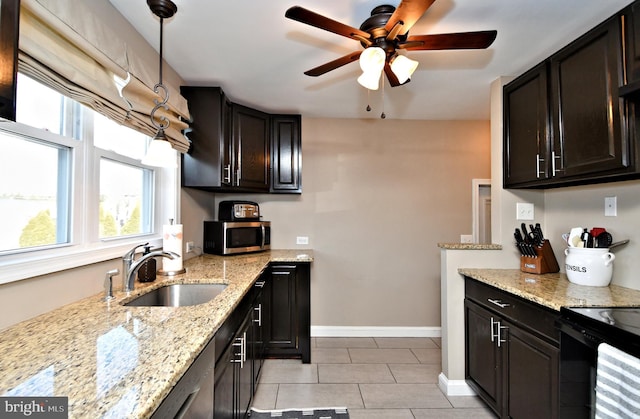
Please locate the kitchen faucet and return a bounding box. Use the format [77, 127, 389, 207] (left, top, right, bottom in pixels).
[122, 243, 178, 292]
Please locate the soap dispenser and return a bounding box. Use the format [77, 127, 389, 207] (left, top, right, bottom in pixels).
[137, 245, 157, 282]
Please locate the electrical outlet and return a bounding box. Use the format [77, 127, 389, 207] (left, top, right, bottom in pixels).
[460, 234, 473, 243]
[516, 202, 534, 220]
[296, 236, 309, 245]
[186, 241, 195, 253]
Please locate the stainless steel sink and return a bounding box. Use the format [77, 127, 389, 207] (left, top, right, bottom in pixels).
[124, 283, 228, 307]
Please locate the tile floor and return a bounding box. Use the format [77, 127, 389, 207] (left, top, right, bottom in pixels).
[251, 337, 497, 418]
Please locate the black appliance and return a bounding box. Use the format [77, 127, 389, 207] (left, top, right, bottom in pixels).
[203, 221, 270, 255]
[557, 307, 640, 418]
[218, 200, 260, 221]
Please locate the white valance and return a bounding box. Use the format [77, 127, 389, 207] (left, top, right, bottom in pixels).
[18, 0, 190, 152]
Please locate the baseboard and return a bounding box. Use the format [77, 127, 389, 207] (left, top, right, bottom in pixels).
[310, 326, 441, 338]
[438, 372, 476, 396]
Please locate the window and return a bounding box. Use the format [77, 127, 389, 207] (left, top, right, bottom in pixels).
[0, 74, 177, 283]
[99, 158, 153, 239]
[0, 130, 71, 251]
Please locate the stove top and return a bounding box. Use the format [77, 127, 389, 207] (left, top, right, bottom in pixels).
[564, 307, 640, 336]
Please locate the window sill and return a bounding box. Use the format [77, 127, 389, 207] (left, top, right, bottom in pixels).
[0, 237, 163, 285]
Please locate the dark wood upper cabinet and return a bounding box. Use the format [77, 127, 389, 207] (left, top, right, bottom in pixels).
[270, 115, 302, 193]
[550, 16, 630, 179]
[181, 86, 302, 194]
[504, 10, 639, 189]
[231, 103, 270, 192]
[0, 0, 19, 121]
[180, 86, 230, 189]
[622, 2, 640, 90]
[503, 63, 550, 187]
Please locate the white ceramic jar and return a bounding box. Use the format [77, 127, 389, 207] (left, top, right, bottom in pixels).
[564, 247, 615, 287]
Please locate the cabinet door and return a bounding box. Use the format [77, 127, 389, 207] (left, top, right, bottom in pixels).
[251, 281, 265, 392]
[214, 342, 235, 419]
[236, 314, 253, 419]
[503, 63, 551, 187]
[507, 323, 559, 419]
[0, 0, 19, 121]
[624, 2, 640, 86]
[180, 86, 229, 189]
[265, 265, 297, 351]
[550, 16, 630, 179]
[232, 104, 270, 191]
[464, 299, 504, 417]
[270, 115, 302, 193]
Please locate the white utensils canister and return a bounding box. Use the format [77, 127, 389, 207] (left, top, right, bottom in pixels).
[564, 247, 615, 287]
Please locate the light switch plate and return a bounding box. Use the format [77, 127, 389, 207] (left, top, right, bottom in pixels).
[516, 203, 534, 220]
[605, 196, 617, 217]
[296, 236, 309, 245]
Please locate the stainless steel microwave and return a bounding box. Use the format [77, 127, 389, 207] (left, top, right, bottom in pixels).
[203, 221, 270, 255]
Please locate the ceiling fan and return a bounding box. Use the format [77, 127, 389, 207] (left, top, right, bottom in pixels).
[285, 0, 497, 89]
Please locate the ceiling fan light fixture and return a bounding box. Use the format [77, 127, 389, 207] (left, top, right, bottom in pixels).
[359, 46, 386, 73]
[358, 46, 385, 90]
[357, 70, 382, 90]
[390, 54, 418, 84]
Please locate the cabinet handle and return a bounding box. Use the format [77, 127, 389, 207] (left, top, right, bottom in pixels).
[552, 150, 563, 175]
[487, 298, 510, 308]
[254, 303, 262, 326]
[235, 167, 241, 186]
[255, 280, 266, 288]
[232, 333, 246, 368]
[490, 317, 499, 342]
[223, 164, 232, 184]
[536, 154, 545, 178]
[497, 324, 508, 347]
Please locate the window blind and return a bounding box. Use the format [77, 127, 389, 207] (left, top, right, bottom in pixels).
[18, 0, 191, 152]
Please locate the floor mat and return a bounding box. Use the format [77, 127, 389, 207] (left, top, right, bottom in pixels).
[249, 407, 349, 418]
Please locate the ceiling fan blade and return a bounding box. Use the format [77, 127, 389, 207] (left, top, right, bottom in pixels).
[402, 30, 498, 50]
[304, 51, 362, 77]
[385, 0, 435, 36]
[286, 6, 372, 42]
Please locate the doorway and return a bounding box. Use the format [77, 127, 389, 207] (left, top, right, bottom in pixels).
[472, 179, 491, 244]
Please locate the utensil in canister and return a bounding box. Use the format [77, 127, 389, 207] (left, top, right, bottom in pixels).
[596, 232, 613, 248]
[568, 227, 584, 247]
[608, 239, 629, 251]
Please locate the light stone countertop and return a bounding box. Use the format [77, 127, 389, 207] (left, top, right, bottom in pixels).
[0, 250, 313, 418]
[459, 268, 640, 311]
[438, 243, 502, 250]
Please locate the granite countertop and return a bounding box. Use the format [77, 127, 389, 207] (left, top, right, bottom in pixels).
[0, 250, 313, 419]
[438, 243, 502, 250]
[460, 268, 640, 311]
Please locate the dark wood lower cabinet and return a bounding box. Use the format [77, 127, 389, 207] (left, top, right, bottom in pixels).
[212, 262, 311, 418]
[464, 277, 560, 419]
[263, 263, 311, 363]
[214, 282, 261, 419]
[507, 325, 559, 419]
[465, 299, 504, 415]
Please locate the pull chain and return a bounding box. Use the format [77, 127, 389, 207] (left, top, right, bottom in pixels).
[366, 89, 371, 112]
[380, 78, 386, 119]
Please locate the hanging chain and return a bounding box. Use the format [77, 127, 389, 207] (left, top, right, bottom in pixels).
[150, 17, 170, 131]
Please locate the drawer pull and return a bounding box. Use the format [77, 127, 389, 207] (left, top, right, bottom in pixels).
[488, 298, 510, 308]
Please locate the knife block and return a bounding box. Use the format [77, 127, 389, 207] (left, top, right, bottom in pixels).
[520, 240, 560, 274]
